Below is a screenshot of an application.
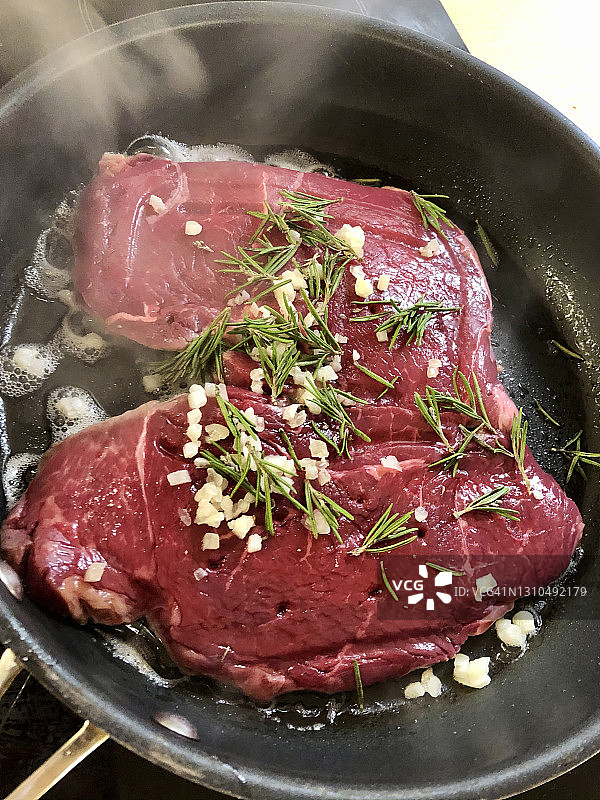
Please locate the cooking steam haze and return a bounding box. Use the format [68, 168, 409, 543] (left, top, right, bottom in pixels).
[0, 0, 212, 166]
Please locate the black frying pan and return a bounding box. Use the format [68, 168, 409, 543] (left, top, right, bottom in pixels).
[1, 4, 599, 799]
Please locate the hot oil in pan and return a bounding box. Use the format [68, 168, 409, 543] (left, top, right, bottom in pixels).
[0, 136, 591, 727]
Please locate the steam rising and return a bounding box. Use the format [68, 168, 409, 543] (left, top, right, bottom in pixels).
[1, 1, 209, 165]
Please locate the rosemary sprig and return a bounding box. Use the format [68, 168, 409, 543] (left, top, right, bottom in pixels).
[153, 308, 231, 384]
[475, 220, 499, 267]
[352, 505, 418, 556]
[414, 386, 454, 451]
[552, 430, 600, 483]
[279, 429, 353, 542]
[533, 398, 560, 427]
[354, 362, 399, 396]
[425, 563, 466, 577]
[353, 659, 365, 710]
[510, 408, 530, 491]
[303, 375, 370, 457]
[550, 339, 585, 362]
[380, 562, 399, 601]
[352, 297, 460, 348]
[428, 424, 483, 476]
[302, 250, 349, 304]
[454, 486, 519, 520]
[409, 191, 455, 240]
[217, 238, 299, 298]
[304, 480, 353, 543]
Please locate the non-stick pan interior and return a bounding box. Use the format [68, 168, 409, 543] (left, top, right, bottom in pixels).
[1, 5, 600, 799]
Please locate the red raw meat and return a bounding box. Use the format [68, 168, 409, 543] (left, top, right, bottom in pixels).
[1, 389, 582, 700]
[73, 156, 499, 411]
[1, 157, 584, 699]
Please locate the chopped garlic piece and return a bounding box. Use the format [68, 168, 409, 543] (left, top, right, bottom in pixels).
[188, 385, 207, 409]
[185, 220, 203, 236]
[228, 515, 255, 539]
[148, 194, 166, 213]
[414, 506, 428, 523]
[204, 382, 216, 397]
[187, 408, 202, 425]
[194, 456, 209, 469]
[513, 610, 536, 635]
[288, 229, 301, 244]
[205, 423, 229, 442]
[419, 238, 441, 258]
[83, 562, 106, 583]
[317, 468, 332, 486]
[207, 468, 228, 490]
[315, 365, 338, 384]
[193, 566, 207, 580]
[377, 273, 390, 291]
[309, 438, 329, 459]
[178, 509, 192, 526]
[334, 223, 365, 258]
[495, 618, 526, 647]
[352, 349, 360, 361]
[142, 373, 163, 393]
[380, 455, 401, 471]
[453, 655, 491, 689]
[167, 470, 191, 486]
[404, 681, 426, 699]
[12, 346, 48, 377]
[202, 532, 220, 550]
[247, 533, 263, 553]
[475, 573, 497, 602]
[330, 354, 342, 373]
[427, 358, 442, 379]
[186, 423, 203, 442]
[282, 403, 307, 429]
[196, 503, 225, 528]
[354, 277, 374, 299]
[281, 268, 307, 290]
[302, 509, 330, 535]
[334, 333, 348, 344]
[290, 366, 309, 386]
[56, 396, 88, 419]
[375, 329, 388, 342]
[183, 442, 199, 459]
[300, 458, 319, 480]
[421, 667, 442, 697]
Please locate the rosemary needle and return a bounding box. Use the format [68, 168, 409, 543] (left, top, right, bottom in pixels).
[409, 191, 455, 240]
[533, 398, 561, 427]
[352, 505, 418, 555]
[353, 659, 365, 710]
[380, 562, 399, 601]
[454, 486, 519, 521]
[475, 220, 499, 267]
[550, 339, 585, 362]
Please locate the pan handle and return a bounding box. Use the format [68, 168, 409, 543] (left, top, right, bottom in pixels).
[4, 718, 109, 800]
[0, 648, 23, 701]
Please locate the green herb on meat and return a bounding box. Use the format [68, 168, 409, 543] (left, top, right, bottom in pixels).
[351, 297, 460, 348]
[380, 562, 399, 601]
[425, 563, 466, 577]
[454, 485, 519, 520]
[152, 307, 231, 384]
[352, 504, 418, 556]
[409, 191, 455, 240]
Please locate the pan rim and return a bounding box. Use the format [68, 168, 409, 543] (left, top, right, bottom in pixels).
[1, 3, 600, 799]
